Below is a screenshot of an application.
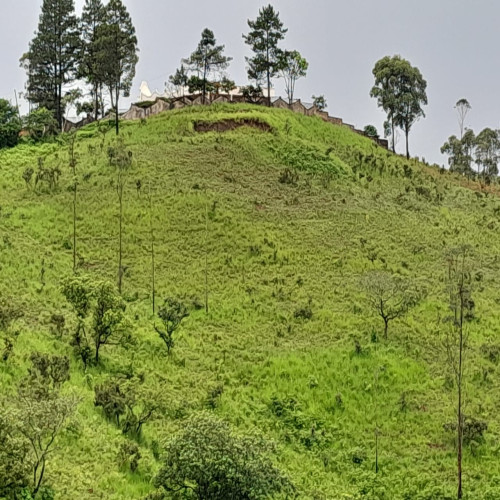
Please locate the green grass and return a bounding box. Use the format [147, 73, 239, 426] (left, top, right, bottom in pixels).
[1, 103, 500, 499]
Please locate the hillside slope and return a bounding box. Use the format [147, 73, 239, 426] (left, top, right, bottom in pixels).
[1, 104, 500, 499]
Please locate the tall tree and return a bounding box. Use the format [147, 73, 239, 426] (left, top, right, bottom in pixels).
[455, 98, 471, 140]
[441, 129, 475, 176]
[0, 99, 22, 149]
[370, 55, 428, 158]
[243, 5, 287, 107]
[475, 128, 499, 180]
[21, 0, 79, 130]
[95, 0, 138, 135]
[79, 0, 105, 121]
[183, 29, 232, 105]
[278, 50, 308, 105]
[168, 64, 188, 97]
[444, 246, 475, 500]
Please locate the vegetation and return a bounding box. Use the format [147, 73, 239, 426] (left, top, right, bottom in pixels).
[278, 50, 309, 105]
[21, 0, 79, 131]
[152, 412, 294, 499]
[370, 55, 428, 159]
[244, 5, 287, 106]
[182, 29, 232, 105]
[0, 99, 21, 149]
[2, 96, 500, 498]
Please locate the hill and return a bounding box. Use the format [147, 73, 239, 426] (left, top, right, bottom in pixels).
[1, 104, 500, 499]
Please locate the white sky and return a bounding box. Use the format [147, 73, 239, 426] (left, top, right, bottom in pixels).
[1, 0, 499, 165]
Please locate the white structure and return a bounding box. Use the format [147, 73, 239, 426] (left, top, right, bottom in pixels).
[137, 80, 275, 103]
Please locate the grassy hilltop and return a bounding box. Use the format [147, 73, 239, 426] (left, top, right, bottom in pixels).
[1, 104, 500, 499]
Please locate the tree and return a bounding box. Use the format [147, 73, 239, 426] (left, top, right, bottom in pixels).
[278, 50, 308, 105]
[66, 131, 78, 272]
[364, 124, 379, 138]
[153, 412, 294, 499]
[108, 137, 133, 294]
[78, 0, 106, 121]
[443, 246, 475, 500]
[441, 130, 475, 176]
[475, 128, 499, 181]
[183, 29, 232, 104]
[16, 353, 78, 496]
[0, 410, 31, 498]
[0, 99, 21, 149]
[95, 377, 157, 436]
[23, 107, 58, 141]
[370, 55, 428, 158]
[362, 271, 420, 338]
[148, 184, 156, 315]
[455, 98, 471, 140]
[155, 298, 189, 355]
[394, 61, 428, 159]
[243, 5, 288, 107]
[62, 276, 130, 365]
[92, 281, 129, 363]
[94, 0, 138, 135]
[168, 64, 188, 97]
[312, 94, 327, 111]
[21, 0, 79, 130]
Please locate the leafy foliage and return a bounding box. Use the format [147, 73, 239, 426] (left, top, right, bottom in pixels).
[182, 29, 232, 104]
[153, 412, 294, 499]
[244, 5, 287, 105]
[21, 0, 79, 129]
[155, 298, 189, 355]
[0, 99, 21, 149]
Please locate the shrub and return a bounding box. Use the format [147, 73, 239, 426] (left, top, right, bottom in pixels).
[153, 412, 294, 499]
[278, 167, 299, 186]
[0, 99, 21, 149]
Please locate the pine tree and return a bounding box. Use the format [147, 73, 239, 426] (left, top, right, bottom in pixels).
[79, 0, 105, 121]
[95, 0, 139, 135]
[21, 0, 79, 130]
[183, 29, 232, 104]
[243, 5, 287, 107]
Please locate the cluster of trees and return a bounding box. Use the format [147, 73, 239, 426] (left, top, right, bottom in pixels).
[169, 5, 310, 107]
[20, 0, 138, 136]
[370, 55, 428, 160]
[441, 99, 500, 181]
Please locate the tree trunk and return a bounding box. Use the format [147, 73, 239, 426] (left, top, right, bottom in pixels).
[115, 87, 120, 135]
[95, 340, 101, 364]
[384, 318, 389, 339]
[118, 181, 123, 294]
[94, 83, 99, 121]
[391, 117, 396, 153]
[405, 126, 410, 160]
[457, 285, 464, 499]
[73, 182, 77, 273]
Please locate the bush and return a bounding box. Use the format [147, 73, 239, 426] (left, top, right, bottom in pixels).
[444, 416, 488, 445]
[278, 167, 299, 186]
[153, 412, 294, 499]
[0, 99, 21, 149]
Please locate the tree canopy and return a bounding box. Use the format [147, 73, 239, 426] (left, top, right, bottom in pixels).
[183, 29, 232, 104]
[153, 412, 294, 499]
[278, 50, 308, 105]
[94, 0, 138, 135]
[0, 99, 21, 149]
[21, 0, 80, 130]
[370, 55, 427, 159]
[243, 5, 287, 106]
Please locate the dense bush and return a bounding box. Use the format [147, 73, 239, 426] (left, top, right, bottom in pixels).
[153, 412, 294, 499]
[0, 98, 21, 149]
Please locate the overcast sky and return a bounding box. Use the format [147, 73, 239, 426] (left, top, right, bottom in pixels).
[1, 0, 499, 165]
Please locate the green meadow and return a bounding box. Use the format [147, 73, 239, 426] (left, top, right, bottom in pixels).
[1, 103, 500, 499]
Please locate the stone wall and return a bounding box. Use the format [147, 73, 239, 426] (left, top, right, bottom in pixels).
[66, 93, 388, 150]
